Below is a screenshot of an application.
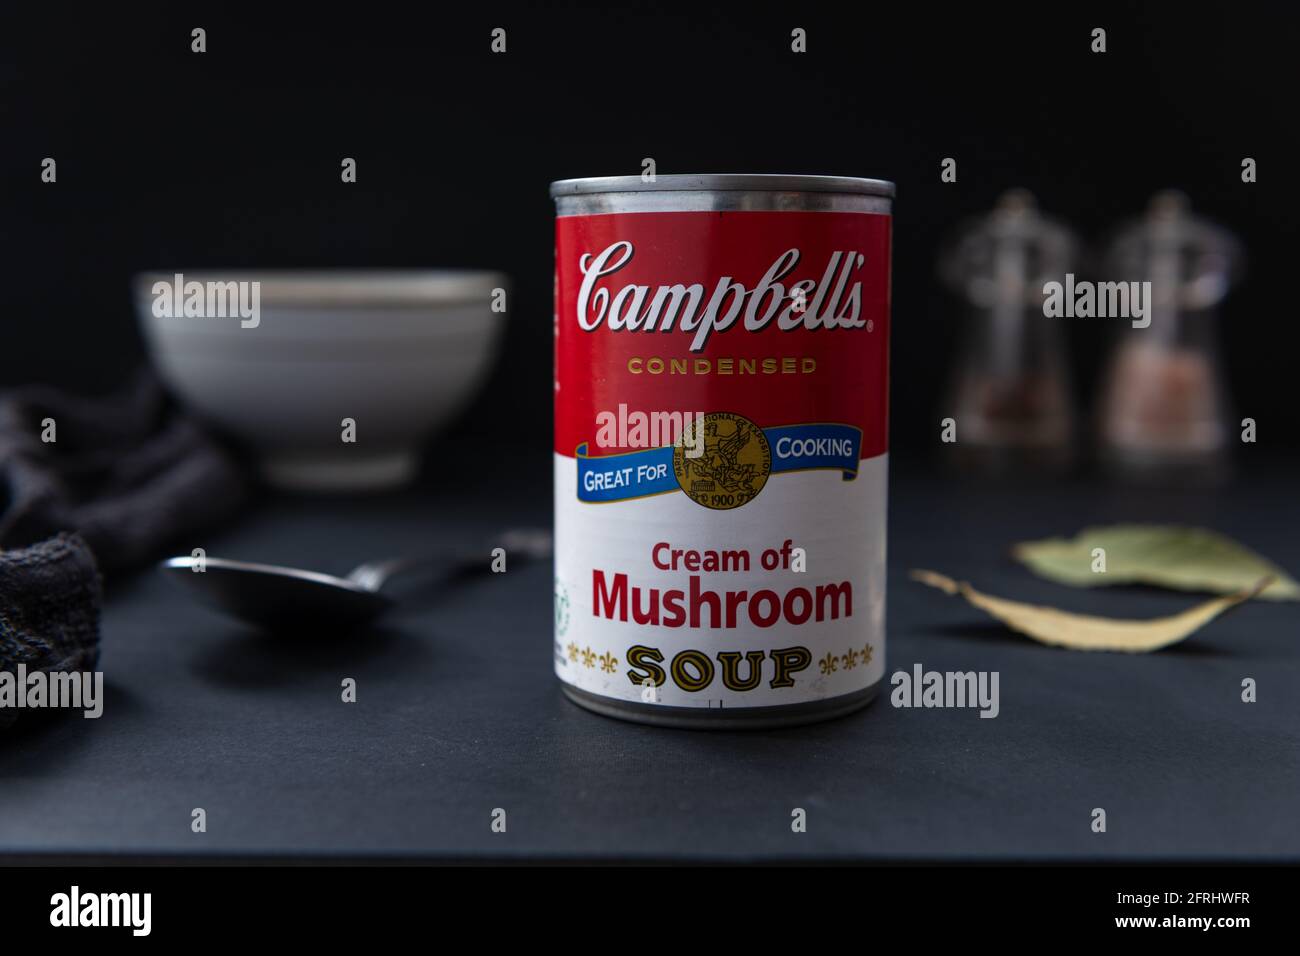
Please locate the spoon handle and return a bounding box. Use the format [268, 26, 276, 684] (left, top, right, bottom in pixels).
[345, 527, 552, 592]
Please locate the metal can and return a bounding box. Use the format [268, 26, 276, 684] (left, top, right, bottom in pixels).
[551, 174, 893, 728]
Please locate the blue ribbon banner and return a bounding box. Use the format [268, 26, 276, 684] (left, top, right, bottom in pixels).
[576, 423, 862, 503]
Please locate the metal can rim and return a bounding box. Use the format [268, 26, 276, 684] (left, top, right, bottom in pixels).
[549, 173, 896, 199]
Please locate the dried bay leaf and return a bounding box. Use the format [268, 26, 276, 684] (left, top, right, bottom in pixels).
[911, 569, 1268, 652]
[1012, 525, 1300, 602]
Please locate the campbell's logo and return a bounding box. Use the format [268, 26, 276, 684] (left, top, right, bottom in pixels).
[577, 241, 869, 352]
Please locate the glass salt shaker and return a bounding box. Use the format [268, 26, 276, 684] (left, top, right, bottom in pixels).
[1096, 191, 1241, 483]
[939, 189, 1079, 474]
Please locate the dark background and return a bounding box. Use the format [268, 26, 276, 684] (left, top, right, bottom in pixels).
[2, 2, 1296, 459]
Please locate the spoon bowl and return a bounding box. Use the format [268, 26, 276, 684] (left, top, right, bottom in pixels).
[159, 528, 551, 632]
[161, 556, 394, 630]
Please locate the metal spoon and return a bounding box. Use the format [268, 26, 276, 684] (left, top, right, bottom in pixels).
[160, 528, 552, 631]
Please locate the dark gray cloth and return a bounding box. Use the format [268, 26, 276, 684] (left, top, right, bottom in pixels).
[0, 375, 246, 571]
[0, 376, 246, 725]
[0, 533, 101, 730]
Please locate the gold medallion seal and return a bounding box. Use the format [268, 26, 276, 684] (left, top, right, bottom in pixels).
[673, 412, 771, 510]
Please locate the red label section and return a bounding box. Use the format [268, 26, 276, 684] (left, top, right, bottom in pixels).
[554, 210, 891, 457]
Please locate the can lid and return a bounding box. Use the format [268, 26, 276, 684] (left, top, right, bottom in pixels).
[549, 173, 895, 199]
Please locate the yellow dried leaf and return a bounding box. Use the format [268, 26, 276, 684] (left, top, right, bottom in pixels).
[911, 569, 1269, 653]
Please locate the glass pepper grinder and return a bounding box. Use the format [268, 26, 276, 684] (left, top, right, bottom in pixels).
[939, 189, 1079, 474]
[1096, 191, 1241, 483]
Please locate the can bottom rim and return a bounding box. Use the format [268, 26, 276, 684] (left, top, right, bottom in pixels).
[559, 681, 881, 730]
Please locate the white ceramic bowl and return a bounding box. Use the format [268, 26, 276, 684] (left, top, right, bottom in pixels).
[134, 270, 508, 491]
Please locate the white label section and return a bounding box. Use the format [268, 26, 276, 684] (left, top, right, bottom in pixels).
[553, 453, 887, 709]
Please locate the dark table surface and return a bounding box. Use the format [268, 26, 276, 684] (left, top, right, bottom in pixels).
[2, 453, 1297, 862]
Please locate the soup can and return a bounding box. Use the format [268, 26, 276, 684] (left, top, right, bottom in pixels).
[551, 174, 893, 728]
